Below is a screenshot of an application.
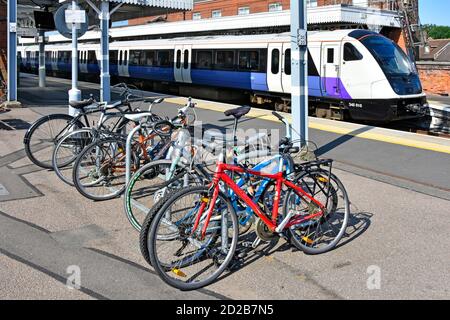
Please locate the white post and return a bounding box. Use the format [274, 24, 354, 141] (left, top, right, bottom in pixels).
[291, 0, 309, 146]
[7, 0, 18, 102]
[38, 30, 46, 88]
[68, 0, 81, 116]
[100, 1, 111, 102]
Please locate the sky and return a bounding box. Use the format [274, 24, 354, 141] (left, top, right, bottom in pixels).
[419, 0, 450, 26]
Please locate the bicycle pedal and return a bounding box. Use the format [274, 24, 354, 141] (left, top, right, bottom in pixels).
[240, 241, 254, 248]
[252, 238, 262, 249]
[234, 251, 248, 259]
[227, 258, 244, 272]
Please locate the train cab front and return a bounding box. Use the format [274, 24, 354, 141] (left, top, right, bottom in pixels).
[350, 30, 429, 122]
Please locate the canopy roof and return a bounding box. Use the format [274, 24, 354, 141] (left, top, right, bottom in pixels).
[17, 0, 193, 24]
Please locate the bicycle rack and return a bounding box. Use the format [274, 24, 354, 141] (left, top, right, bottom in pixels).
[125, 124, 142, 185]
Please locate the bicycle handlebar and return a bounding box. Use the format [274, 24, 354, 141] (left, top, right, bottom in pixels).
[272, 111, 285, 121]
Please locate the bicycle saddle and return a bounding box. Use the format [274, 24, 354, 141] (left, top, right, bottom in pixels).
[224, 106, 251, 119]
[69, 98, 94, 109]
[123, 112, 153, 122]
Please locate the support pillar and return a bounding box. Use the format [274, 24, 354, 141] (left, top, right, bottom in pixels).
[290, 0, 308, 146]
[68, 0, 81, 116]
[100, 1, 110, 103]
[38, 30, 46, 88]
[7, 0, 18, 103]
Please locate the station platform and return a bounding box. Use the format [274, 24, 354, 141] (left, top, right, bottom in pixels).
[427, 95, 450, 133]
[14, 73, 450, 200]
[0, 73, 449, 299]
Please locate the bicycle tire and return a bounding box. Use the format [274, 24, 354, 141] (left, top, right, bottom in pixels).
[24, 114, 84, 169]
[139, 189, 175, 266]
[72, 137, 137, 201]
[52, 128, 96, 186]
[145, 186, 238, 290]
[124, 159, 205, 232]
[283, 169, 350, 255]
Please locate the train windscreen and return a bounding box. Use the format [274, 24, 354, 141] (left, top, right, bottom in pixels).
[360, 35, 422, 95]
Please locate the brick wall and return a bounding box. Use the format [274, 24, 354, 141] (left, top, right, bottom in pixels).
[128, 0, 291, 25]
[0, 2, 7, 55]
[417, 62, 450, 95]
[0, 2, 7, 85]
[127, 0, 401, 25]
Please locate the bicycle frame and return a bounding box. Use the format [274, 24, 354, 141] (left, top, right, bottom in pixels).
[193, 162, 327, 239]
[231, 153, 291, 225]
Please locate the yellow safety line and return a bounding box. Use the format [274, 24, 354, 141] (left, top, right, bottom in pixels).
[165, 97, 450, 155]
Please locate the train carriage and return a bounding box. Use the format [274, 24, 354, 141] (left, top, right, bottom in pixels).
[20, 29, 428, 123]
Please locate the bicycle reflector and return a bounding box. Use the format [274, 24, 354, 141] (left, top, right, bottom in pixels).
[302, 236, 314, 245]
[317, 176, 329, 183]
[172, 268, 187, 278]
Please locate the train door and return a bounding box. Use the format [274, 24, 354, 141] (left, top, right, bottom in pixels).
[118, 49, 129, 77]
[281, 44, 291, 93]
[267, 43, 283, 93]
[174, 45, 183, 82]
[51, 51, 58, 71]
[174, 45, 192, 83]
[181, 45, 192, 83]
[79, 50, 88, 73]
[321, 42, 341, 97]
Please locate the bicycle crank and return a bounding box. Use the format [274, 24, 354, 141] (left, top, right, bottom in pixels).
[255, 218, 278, 242]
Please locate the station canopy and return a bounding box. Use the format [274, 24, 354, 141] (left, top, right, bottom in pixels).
[17, 0, 194, 29]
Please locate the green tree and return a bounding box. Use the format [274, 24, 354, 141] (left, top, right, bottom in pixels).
[424, 24, 450, 39]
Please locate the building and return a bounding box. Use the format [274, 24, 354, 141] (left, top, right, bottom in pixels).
[128, 0, 408, 25]
[0, 1, 6, 52]
[417, 39, 450, 95]
[0, 1, 7, 94]
[125, 0, 419, 51]
[420, 39, 450, 62]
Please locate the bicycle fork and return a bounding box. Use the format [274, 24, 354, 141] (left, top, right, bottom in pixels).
[191, 183, 229, 253]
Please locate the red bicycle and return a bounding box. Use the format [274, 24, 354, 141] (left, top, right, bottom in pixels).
[142, 156, 349, 290]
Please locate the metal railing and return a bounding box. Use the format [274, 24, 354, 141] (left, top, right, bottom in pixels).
[318, 0, 400, 11]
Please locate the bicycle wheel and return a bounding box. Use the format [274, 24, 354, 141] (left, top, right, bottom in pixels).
[283, 169, 349, 254]
[124, 159, 204, 231]
[144, 186, 238, 290]
[24, 114, 84, 169]
[72, 137, 134, 201]
[52, 128, 95, 186]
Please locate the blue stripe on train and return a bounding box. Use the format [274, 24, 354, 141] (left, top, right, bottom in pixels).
[191, 69, 268, 91]
[128, 66, 175, 82]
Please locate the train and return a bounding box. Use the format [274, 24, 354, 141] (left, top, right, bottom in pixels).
[19, 29, 428, 123]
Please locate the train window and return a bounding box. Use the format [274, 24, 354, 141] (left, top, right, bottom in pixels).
[129, 50, 142, 66]
[119, 51, 122, 65]
[142, 50, 155, 66]
[238, 50, 259, 71]
[183, 50, 189, 69]
[124, 51, 128, 65]
[271, 49, 280, 74]
[110, 50, 118, 64]
[58, 51, 70, 63]
[327, 48, 335, 64]
[157, 50, 172, 67]
[176, 50, 181, 69]
[195, 50, 213, 69]
[88, 51, 97, 65]
[284, 49, 291, 75]
[344, 43, 363, 61]
[216, 50, 235, 70]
